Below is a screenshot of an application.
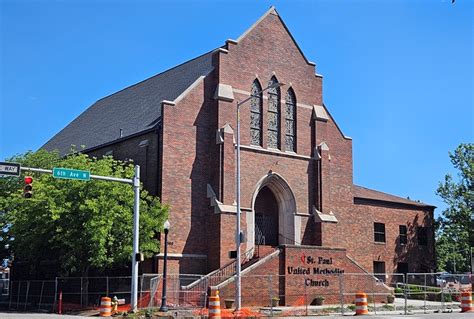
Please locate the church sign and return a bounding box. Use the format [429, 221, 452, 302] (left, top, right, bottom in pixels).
[287, 253, 345, 287]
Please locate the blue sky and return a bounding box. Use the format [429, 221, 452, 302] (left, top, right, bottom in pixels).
[1, 0, 472, 215]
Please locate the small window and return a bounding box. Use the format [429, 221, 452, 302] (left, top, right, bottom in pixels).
[373, 261, 386, 282]
[399, 225, 407, 245]
[417, 227, 428, 246]
[374, 222, 386, 243]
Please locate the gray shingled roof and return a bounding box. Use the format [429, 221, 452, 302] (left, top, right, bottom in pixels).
[43, 50, 215, 155]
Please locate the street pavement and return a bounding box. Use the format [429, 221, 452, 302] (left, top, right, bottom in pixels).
[0, 311, 474, 318]
[0, 313, 89, 318]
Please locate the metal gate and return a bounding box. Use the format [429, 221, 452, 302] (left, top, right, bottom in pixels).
[255, 213, 278, 246]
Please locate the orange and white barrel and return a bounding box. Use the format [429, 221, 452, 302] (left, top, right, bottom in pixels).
[461, 291, 473, 313]
[209, 287, 221, 319]
[100, 297, 112, 317]
[355, 292, 369, 315]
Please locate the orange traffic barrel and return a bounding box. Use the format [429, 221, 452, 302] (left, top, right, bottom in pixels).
[100, 296, 112, 317]
[209, 287, 221, 319]
[461, 291, 473, 312]
[355, 292, 368, 315]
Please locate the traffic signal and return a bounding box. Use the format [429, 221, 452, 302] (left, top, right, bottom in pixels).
[23, 176, 33, 198]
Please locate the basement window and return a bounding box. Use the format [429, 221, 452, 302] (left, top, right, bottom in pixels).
[374, 222, 386, 243]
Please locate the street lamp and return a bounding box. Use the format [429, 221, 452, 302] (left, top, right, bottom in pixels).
[159, 219, 170, 312]
[235, 81, 285, 310]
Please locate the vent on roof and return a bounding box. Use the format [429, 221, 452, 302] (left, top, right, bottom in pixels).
[119, 128, 123, 138]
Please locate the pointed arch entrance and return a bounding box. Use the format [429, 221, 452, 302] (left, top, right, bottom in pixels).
[246, 172, 299, 251]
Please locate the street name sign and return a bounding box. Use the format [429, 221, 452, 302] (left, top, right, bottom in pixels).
[53, 167, 90, 181]
[0, 162, 21, 177]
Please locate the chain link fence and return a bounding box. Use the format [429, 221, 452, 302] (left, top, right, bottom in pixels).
[5, 272, 473, 316]
[7, 274, 160, 312]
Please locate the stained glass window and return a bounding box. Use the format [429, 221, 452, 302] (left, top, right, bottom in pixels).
[285, 88, 296, 152]
[250, 80, 263, 146]
[267, 76, 280, 149]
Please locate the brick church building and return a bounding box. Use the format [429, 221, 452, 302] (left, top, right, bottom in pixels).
[44, 7, 436, 303]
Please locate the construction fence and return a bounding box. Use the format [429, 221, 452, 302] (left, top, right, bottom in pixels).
[5, 272, 473, 316]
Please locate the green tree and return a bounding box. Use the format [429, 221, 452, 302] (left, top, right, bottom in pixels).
[0, 149, 168, 277]
[435, 143, 473, 273]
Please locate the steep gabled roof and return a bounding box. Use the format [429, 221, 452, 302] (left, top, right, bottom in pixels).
[230, 6, 316, 66]
[42, 50, 215, 155]
[353, 185, 435, 208]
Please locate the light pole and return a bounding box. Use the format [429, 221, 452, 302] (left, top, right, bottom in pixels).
[235, 81, 284, 310]
[159, 219, 170, 312]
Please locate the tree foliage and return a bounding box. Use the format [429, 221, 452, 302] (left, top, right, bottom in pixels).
[0, 150, 168, 276]
[435, 143, 473, 272]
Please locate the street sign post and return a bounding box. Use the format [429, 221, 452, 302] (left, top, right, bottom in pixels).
[19, 164, 140, 312]
[0, 162, 21, 176]
[53, 168, 90, 181]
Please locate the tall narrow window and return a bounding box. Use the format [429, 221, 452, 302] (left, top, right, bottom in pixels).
[399, 225, 407, 245]
[267, 76, 281, 149]
[285, 88, 296, 152]
[250, 80, 263, 146]
[374, 222, 386, 243]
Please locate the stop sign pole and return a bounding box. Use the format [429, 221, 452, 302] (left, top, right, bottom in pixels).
[15, 164, 141, 312]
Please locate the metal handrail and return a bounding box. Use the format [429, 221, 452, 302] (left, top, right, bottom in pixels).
[182, 247, 256, 291]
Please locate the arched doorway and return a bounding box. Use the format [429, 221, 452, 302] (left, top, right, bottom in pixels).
[254, 186, 279, 246]
[246, 172, 299, 251]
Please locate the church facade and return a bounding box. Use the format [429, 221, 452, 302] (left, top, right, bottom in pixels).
[44, 7, 436, 290]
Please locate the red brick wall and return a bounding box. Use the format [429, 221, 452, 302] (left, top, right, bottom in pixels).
[217, 246, 390, 306]
[160, 73, 217, 274]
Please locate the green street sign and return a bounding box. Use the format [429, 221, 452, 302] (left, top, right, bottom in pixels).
[53, 168, 90, 181]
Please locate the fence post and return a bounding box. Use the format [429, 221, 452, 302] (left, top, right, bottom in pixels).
[404, 274, 408, 315]
[371, 274, 376, 315]
[8, 281, 13, 310]
[24, 281, 30, 311]
[38, 281, 45, 310]
[269, 275, 273, 317]
[441, 280, 445, 313]
[80, 277, 83, 306]
[53, 277, 58, 313]
[16, 281, 21, 310]
[106, 276, 109, 297]
[339, 273, 344, 315]
[423, 273, 427, 314]
[140, 275, 144, 309]
[304, 278, 308, 316]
